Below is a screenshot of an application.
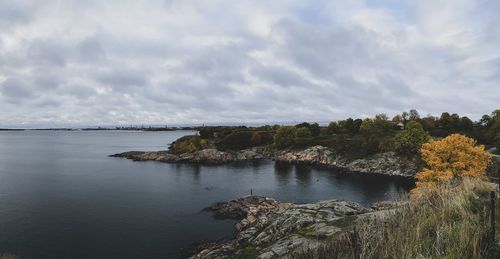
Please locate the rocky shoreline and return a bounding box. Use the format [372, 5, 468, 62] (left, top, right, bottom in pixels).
[110, 145, 418, 177]
[188, 196, 401, 259]
[110, 147, 272, 164]
[110, 145, 416, 258]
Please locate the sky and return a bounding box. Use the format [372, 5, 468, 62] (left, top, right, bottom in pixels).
[0, 0, 499, 127]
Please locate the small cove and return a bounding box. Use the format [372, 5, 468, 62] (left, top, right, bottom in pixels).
[0, 130, 414, 259]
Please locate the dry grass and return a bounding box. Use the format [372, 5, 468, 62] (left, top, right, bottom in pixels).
[292, 178, 499, 259]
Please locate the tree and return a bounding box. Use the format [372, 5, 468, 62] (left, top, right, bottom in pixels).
[327, 121, 341, 134]
[450, 113, 460, 131]
[295, 122, 320, 137]
[294, 127, 313, 146]
[402, 111, 409, 124]
[295, 122, 311, 129]
[494, 133, 500, 150]
[479, 114, 492, 128]
[338, 118, 362, 135]
[394, 121, 430, 155]
[491, 109, 500, 121]
[420, 116, 437, 131]
[359, 115, 394, 154]
[373, 114, 392, 132]
[439, 112, 452, 131]
[392, 114, 403, 124]
[409, 109, 420, 121]
[274, 126, 296, 148]
[414, 134, 492, 191]
[488, 121, 500, 142]
[219, 131, 254, 150]
[459, 116, 473, 132]
[309, 123, 320, 137]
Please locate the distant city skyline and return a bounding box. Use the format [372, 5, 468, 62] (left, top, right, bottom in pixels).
[1, 0, 499, 127]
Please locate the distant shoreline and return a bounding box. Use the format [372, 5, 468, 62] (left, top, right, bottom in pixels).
[0, 127, 199, 132]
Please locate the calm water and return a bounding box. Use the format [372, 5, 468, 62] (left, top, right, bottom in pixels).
[0, 130, 414, 259]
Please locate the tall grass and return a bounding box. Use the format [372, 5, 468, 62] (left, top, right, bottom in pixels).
[292, 178, 498, 259]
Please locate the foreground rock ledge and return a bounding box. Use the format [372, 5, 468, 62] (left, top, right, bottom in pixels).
[189, 196, 393, 259]
[110, 145, 418, 177]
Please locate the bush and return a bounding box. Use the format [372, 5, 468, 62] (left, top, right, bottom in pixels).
[250, 132, 262, 146]
[169, 135, 203, 154]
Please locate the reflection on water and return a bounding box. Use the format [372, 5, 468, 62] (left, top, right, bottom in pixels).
[0, 131, 414, 259]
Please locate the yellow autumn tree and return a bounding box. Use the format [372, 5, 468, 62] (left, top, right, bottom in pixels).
[413, 134, 491, 193]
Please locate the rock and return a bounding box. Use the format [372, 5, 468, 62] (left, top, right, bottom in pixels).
[190, 197, 377, 259]
[109, 151, 178, 162]
[275, 146, 337, 166]
[275, 146, 418, 177]
[110, 147, 272, 165]
[179, 149, 235, 163]
[111, 145, 418, 177]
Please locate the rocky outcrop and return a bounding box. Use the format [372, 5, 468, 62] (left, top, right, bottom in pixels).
[111, 145, 418, 177]
[275, 146, 418, 177]
[190, 196, 379, 259]
[110, 151, 177, 162]
[110, 147, 269, 164]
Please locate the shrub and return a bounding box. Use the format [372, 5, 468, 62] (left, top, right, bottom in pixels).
[250, 132, 262, 146]
[413, 134, 492, 193]
[169, 135, 203, 154]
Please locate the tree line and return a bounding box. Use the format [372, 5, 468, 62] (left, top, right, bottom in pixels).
[171, 109, 499, 158]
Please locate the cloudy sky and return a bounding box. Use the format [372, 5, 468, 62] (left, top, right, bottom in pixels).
[0, 0, 499, 127]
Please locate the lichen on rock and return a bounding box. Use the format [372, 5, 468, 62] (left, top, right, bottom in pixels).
[189, 196, 377, 259]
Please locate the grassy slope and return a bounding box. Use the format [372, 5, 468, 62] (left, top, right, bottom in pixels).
[293, 178, 499, 259]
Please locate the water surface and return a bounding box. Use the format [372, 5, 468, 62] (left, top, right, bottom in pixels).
[0, 130, 413, 258]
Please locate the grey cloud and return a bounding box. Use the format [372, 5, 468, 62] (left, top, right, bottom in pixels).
[76, 36, 106, 63]
[27, 40, 67, 67]
[0, 1, 34, 27]
[65, 85, 97, 100]
[36, 98, 60, 108]
[0, 0, 498, 127]
[250, 65, 310, 88]
[1, 77, 35, 102]
[97, 69, 149, 89]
